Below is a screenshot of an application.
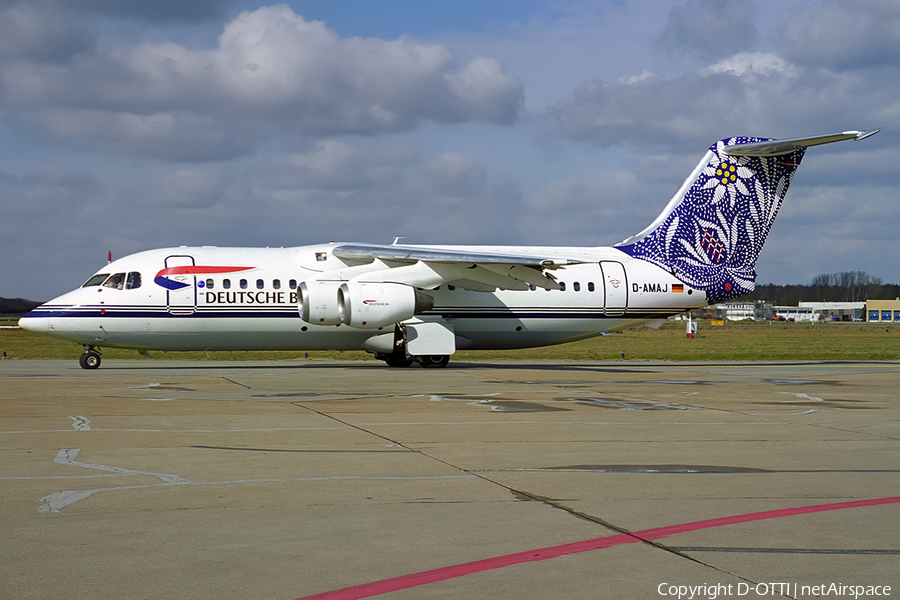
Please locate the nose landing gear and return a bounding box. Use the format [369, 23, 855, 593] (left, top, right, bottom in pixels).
[79, 346, 101, 369]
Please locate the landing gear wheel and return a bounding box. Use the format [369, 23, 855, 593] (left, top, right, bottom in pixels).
[384, 353, 414, 368]
[416, 355, 450, 368]
[79, 351, 101, 370]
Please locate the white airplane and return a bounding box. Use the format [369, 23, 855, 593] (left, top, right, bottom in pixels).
[20, 130, 881, 369]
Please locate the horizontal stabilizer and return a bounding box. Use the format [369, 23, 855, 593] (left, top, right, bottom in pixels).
[723, 129, 882, 157]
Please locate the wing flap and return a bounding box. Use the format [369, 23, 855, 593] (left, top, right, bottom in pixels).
[332, 243, 578, 268]
[332, 243, 572, 291]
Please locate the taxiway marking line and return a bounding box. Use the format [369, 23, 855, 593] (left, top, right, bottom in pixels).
[296, 496, 900, 600]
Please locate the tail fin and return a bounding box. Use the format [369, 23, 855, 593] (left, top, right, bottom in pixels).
[616, 130, 881, 303]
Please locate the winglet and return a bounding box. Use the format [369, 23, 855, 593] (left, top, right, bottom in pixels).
[855, 127, 884, 141]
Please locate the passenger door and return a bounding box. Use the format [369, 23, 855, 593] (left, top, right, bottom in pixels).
[600, 261, 628, 316]
[164, 255, 196, 315]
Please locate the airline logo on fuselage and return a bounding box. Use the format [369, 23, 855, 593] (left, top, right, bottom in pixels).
[154, 266, 255, 290]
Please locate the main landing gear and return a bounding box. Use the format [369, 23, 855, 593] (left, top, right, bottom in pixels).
[79, 346, 101, 370]
[416, 355, 450, 368]
[377, 350, 450, 368]
[374, 324, 451, 368]
[382, 351, 414, 368]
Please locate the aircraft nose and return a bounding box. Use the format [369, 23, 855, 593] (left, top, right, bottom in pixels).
[18, 313, 48, 334]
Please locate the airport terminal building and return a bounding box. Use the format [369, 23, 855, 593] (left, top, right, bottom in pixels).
[707, 301, 895, 322]
[799, 302, 865, 322]
[866, 299, 900, 323]
[709, 301, 773, 321]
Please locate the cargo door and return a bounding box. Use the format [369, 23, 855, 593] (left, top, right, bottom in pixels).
[164, 255, 196, 315]
[600, 261, 627, 316]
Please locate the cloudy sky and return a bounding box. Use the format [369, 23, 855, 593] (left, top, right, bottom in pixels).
[1, 0, 897, 301]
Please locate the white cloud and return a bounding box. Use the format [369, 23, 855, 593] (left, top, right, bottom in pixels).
[416, 152, 488, 197]
[0, 2, 96, 61]
[540, 51, 892, 150]
[0, 5, 523, 160]
[271, 141, 414, 191]
[778, 0, 900, 70]
[656, 0, 759, 60]
[704, 52, 799, 78]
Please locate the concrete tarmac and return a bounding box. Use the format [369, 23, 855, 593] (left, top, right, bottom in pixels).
[1, 359, 898, 600]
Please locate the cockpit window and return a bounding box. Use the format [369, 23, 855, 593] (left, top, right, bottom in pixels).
[126, 272, 142, 290]
[103, 273, 126, 289]
[83, 273, 109, 287]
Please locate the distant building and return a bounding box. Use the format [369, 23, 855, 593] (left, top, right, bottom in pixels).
[773, 306, 817, 322]
[704, 299, 899, 323]
[799, 302, 865, 322]
[866, 299, 900, 323]
[710, 300, 773, 321]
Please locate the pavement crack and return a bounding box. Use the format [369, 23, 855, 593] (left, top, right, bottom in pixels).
[291, 403, 422, 452]
[485, 480, 770, 593]
[287, 401, 850, 599]
[221, 377, 252, 389]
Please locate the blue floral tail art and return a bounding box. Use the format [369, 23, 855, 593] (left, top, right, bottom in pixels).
[616, 130, 881, 303]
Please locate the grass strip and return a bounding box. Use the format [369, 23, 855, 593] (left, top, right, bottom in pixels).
[2, 320, 898, 363]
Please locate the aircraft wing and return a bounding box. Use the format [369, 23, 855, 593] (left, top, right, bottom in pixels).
[331, 243, 583, 291]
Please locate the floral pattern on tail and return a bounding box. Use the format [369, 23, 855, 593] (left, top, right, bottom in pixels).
[618, 137, 806, 303]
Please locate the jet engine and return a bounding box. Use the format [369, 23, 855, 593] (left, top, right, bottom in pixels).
[338, 282, 434, 329]
[297, 281, 343, 325]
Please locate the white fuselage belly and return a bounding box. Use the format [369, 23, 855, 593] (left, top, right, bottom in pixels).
[26, 245, 706, 352]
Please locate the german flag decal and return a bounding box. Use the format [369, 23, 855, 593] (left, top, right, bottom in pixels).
[672, 284, 684, 293]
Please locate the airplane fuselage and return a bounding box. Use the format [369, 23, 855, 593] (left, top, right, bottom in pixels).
[21, 244, 706, 354]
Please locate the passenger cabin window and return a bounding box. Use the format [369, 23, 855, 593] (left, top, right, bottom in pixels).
[223, 279, 231, 289]
[573, 282, 581, 292]
[256, 279, 264, 290]
[240, 279, 248, 290]
[205, 278, 214, 290]
[103, 273, 126, 289]
[126, 272, 142, 290]
[588, 282, 595, 292]
[289, 279, 297, 290]
[273, 279, 281, 290]
[559, 282, 567, 291]
[83, 273, 110, 287]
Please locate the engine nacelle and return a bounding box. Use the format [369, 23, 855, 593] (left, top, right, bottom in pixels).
[298, 281, 343, 325]
[338, 282, 434, 329]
